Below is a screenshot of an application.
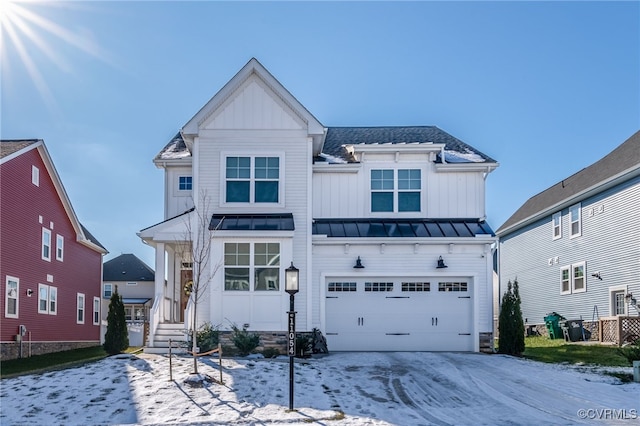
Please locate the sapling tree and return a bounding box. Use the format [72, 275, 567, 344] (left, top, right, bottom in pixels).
[176, 191, 221, 374]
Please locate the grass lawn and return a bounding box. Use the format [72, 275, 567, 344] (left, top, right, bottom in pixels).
[523, 336, 630, 367]
[0, 346, 143, 378]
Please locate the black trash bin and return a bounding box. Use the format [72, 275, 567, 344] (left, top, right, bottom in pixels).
[564, 319, 591, 342]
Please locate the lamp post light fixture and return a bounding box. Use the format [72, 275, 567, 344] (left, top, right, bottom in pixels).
[285, 262, 299, 411]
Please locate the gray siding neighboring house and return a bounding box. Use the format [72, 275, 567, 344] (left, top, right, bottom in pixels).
[496, 131, 640, 328]
[102, 253, 155, 346]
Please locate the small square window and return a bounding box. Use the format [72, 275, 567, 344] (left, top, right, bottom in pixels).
[179, 176, 192, 191]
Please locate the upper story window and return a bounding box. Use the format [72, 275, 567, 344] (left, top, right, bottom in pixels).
[56, 234, 64, 261]
[371, 169, 421, 212]
[179, 176, 192, 191]
[32, 166, 39, 186]
[569, 203, 581, 238]
[42, 228, 52, 261]
[224, 242, 280, 291]
[103, 283, 113, 298]
[225, 156, 280, 204]
[552, 212, 562, 240]
[5, 276, 19, 318]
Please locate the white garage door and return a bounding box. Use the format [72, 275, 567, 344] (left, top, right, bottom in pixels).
[325, 279, 473, 351]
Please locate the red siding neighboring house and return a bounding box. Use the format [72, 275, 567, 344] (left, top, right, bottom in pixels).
[1, 140, 107, 360]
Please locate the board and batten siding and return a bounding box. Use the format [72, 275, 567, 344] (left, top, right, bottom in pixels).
[311, 241, 495, 334]
[499, 175, 640, 324]
[312, 160, 486, 219]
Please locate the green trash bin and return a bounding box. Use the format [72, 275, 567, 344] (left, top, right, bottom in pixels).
[544, 312, 565, 339]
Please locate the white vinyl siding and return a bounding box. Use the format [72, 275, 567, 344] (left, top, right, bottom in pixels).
[5, 276, 19, 318]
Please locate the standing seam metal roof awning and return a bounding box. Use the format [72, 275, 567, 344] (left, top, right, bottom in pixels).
[312, 219, 494, 238]
[121, 298, 152, 305]
[209, 214, 295, 231]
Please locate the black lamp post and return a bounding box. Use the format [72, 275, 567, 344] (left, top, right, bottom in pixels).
[285, 262, 299, 411]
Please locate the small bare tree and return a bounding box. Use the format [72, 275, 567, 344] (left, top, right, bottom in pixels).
[176, 190, 221, 374]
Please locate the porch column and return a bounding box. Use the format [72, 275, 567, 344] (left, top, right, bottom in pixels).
[155, 242, 166, 321]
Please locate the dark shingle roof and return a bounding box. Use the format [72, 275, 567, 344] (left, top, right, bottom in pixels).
[319, 126, 496, 163]
[497, 130, 640, 235]
[0, 139, 40, 158]
[103, 253, 155, 281]
[80, 224, 107, 251]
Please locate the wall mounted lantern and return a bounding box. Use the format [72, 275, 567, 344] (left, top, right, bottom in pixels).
[353, 256, 365, 269]
[436, 256, 448, 269]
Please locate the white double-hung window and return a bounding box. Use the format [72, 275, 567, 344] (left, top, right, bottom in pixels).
[560, 261, 586, 294]
[5, 276, 19, 318]
[569, 203, 581, 238]
[552, 212, 562, 240]
[225, 156, 280, 204]
[38, 284, 57, 314]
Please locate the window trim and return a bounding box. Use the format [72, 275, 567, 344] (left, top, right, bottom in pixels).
[569, 203, 582, 238]
[93, 297, 100, 325]
[77, 293, 85, 324]
[370, 168, 422, 214]
[221, 153, 284, 206]
[42, 228, 52, 261]
[552, 212, 562, 240]
[5, 276, 19, 318]
[56, 234, 64, 261]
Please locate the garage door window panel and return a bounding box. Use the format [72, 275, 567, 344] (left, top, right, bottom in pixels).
[328, 282, 357, 292]
[365, 282, 394, 292]
[438, 282, 468, 292]
[402, 282, 430, 292]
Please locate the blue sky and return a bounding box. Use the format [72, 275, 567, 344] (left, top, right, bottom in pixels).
[2, 1, 638, 268]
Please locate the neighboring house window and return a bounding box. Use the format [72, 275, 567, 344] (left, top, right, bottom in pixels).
[42, 228, 52, 261]
[179, 176, 192, 191]
[5, 276, 19, 318]
[38, 284, 57, 314]
[569, 203, 581, 237]
[93, 297, 100, 325]
[560, 262, 586, 294]
[225, 156, 280, 203]
[127, 282, 137, 286]
[224, 242, 280, 291]
[371, 169, 421, 212]
[561, 267, 571, 295]
[103, 283, 112, 298]
[572, 262, 586, 293]
[125, 306, 132, 321]
[77, 293, 85, 324]
[32, 166, 39, 186]
[56, 234, 64, 261]
[552, 212, 562, 240]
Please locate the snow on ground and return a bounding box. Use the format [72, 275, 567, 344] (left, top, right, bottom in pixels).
[1, 352, 638, 425]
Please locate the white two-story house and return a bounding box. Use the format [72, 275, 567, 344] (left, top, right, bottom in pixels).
[139, 58, 499, 353]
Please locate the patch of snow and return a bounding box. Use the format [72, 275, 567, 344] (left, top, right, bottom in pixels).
[444, 149, 486, 163]
[159, 140, 191, 160]
[0, 352, 637, 425]
[318, 152, 348, 164]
